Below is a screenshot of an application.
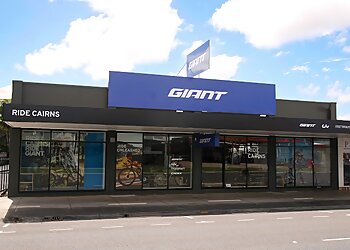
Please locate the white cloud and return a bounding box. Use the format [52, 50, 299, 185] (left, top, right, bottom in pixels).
[14, 63, 25, 71]
[24, 0, 183, 81]
[343, 46, 350, 53]
[297, 83, 320, 96]
[327, 81, 350, 103]
[211, 0, 350, 49]
[283, 72, 290, 75]
[339, 114, 350, 121]
[334, 30, 348, 45]
[200, 54, 243, 80]
[321, 57, 348, 63]
[0, 85, 12, 99]
[322, 67, 331, 72]
[183, 24, 194, 32]
[275, 51, 290, 57]
[214, 37, 226, 46]
[345, 67, 350, 71]
[291, 65, 309, 73]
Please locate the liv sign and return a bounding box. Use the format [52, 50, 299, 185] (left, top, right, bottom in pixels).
[108, 71, 276, 115]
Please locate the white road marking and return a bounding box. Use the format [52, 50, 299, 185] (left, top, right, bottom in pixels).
[0, 231, 16, 234]
[238, 219, 255, 222]
[271, 211, 309, 215]
[108, 202, 147, 206]
[316, 210, 334, 214]
[184, 216, 194, 219]
[322, 237, 350, 242]
[293, 197, 314, 200]
[277, 217, 293, 220]
[292, 241, 298, 244]
[2, 224, 10, 228]
[151, 223, 171, 226]
[195, 221, 215, 224]
[16, 205, 41, 208]
[49, 228, 73, 232]
[208, 199, 242, 202]
[101, 226, 124, 229]
[110, 195, 136, 198]
[346, 214, 350, 217]
[313, 215, 329, 218]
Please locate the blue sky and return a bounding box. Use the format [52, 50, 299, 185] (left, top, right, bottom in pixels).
[1, 0, 350, 119]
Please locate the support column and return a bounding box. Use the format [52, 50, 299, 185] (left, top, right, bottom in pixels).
[331, 138, 339, 189]
[268, 136, 276, 191]
[192, 143, 202, 193]
[105, 131, 116, 193]
[8, 128, 21, 197]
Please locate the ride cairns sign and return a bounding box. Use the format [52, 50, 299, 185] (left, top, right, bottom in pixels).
[108, 71, 276, 115]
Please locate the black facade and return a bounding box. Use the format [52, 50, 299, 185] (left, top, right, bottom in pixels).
[3, 80, 348, 197]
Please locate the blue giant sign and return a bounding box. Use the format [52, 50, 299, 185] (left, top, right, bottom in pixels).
[187, 40, 210, 77]
[108, 71, 276, 115]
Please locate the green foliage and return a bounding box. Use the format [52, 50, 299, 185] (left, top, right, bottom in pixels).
[0, 99, 11, 154]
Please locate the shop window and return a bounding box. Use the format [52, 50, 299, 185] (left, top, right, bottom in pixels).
[52, 131, 78, 141]
[50, 140, 79, 191]
[168, 135, 192, 189]
[201, 137, 224, 188]
[22, 130, 50, 141]
[117, 133, 143, 143]
[275, 137, 332, 188]
[276, 137, 294, 147]
[80, 132, 106, 142]
[276, 138, 294, 187]
[20, 133, 50, 191]
[314, 139, 331, 187]
[142, 134, 168, 189]
[295, 138, 312, 147]
[224, 136, 246, 188]
[19, 130, 106, 192]
[116, 133, 143, 190]
[246, 137, 268, 187]
[79, 141, 105, 190]
[295, 142, 313, 187]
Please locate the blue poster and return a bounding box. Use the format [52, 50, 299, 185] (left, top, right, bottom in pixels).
[84, 133, 104, 190]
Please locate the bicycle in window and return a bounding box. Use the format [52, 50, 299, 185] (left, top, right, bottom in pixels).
[117, 156, 142, 186]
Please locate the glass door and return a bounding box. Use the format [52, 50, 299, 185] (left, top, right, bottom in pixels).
[142, 134, 168, 189]
[201, 138, 224, 188]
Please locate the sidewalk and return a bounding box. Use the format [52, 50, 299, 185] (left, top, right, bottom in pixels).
[2, 190, 350, 223]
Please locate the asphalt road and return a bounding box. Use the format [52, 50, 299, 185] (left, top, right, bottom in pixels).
[1, 209, 350, 250]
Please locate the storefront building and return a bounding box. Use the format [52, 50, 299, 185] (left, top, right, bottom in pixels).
[3, 71, 350, 197]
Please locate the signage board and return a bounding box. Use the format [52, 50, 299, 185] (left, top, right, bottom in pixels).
[187, 40, 210, 77]
[194, 133, 220, 147]
[108, 71, 276, 115]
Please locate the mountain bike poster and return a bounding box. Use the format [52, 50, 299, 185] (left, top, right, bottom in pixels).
[116, 142, 142, 189]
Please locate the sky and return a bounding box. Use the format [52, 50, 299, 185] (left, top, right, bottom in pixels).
[1, 0, 350, 119]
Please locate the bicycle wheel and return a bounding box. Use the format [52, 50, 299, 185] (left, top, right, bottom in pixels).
[118, 168, 136, 186]
[153, 173, 167, 187]
[172, 175, 184, 186]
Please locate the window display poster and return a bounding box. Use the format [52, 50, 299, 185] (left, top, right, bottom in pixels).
[344, 139, 350, 186]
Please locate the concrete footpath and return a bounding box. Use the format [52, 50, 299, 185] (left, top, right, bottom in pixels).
[2, 190, 350, 223]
